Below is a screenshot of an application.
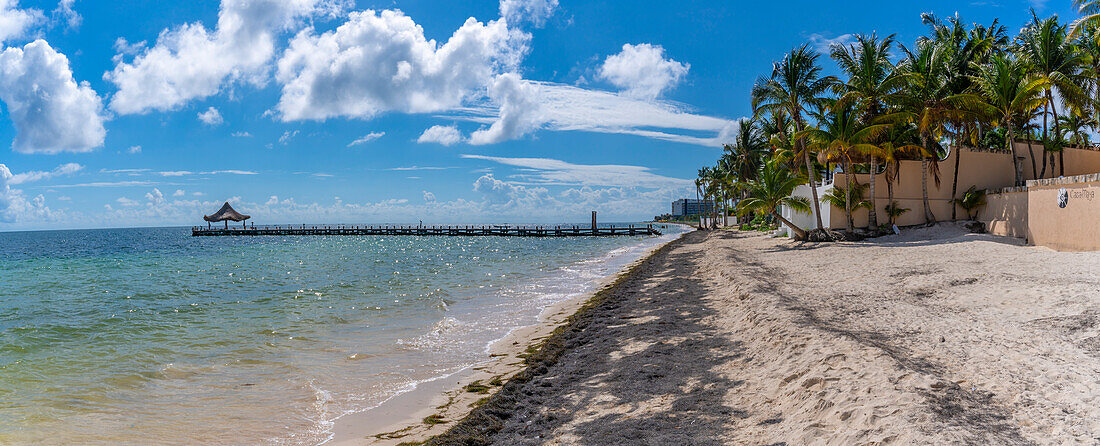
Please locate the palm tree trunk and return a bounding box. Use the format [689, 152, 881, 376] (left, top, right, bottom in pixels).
[920, 134, 935, 224]
[1047, 90, 1065, 177]
[886, 168, 895, 225]
[696, 186, 702, 229]
[1008, 127, 1022, 187]
[843, 158, 854, 232]
[868, 156, 878, 230]
[795, 120, 824, 232]
[950, 143, 960, 221]
[1059, 151, 1065, 177]
[772, 211, 807, 240]
[1026, 136, 1037, 180]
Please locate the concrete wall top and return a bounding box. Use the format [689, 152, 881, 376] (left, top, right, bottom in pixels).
[1026, 173, 1100, 188]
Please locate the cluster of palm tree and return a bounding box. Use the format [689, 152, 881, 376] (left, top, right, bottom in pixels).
[699, 4, 1100, 239]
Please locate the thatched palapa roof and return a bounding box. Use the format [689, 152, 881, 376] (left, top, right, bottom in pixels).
[204, 202, 250, 222]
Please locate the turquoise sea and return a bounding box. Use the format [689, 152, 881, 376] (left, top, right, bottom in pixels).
[0, 225, 683, 445]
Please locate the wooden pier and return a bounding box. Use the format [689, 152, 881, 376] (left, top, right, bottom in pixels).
[191, 224, 662, 237]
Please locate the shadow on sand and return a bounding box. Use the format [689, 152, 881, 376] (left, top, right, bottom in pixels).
[429, 231, 747, 446]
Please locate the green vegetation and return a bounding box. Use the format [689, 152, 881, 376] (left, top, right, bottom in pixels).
[463, 381, 490, 394]
[696, 3, 1100, 236]
[422, 414, 447, 425]
[953, 186, 989, 219]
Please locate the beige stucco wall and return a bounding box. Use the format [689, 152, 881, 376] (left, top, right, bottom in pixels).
[1026, 174, 1100, 252]
[834, 142, 1100, 230]
[977, 187, 1029, 238]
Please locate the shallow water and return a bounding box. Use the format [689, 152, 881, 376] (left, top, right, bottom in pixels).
[0, 225, 684, 445]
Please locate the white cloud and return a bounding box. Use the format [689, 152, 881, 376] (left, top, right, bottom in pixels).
[0, 0, 42, 44]
[173, 189, 186, 197]
[417, 124, 464, 146]
[0, 40, 106, 154]
[100, 168, 149, 174]
[462, 155, 690, 188]
[197, 106, 223, 125]
[347, 131, 384, 147]
[422, 190, 435, 202]
[386, 166, 453, 171]
[9, 162, 82, 184]
[499, 0, 558, 28]
[0, 163, 53, 222]
[455, 80, 738, 147]
[469, 72, 540, 144]
[473, 173, 551, 207]
[53, 0, 80, 29]
[232, 131, 252, 137]
[598, 43, 689, 100]
[144, 187, 165, 205]
[807, 33, 855, 54]
[128, 145, 142, 154]
[157, 169, 256, 176]
[106, 0, 349, 114]
[279, 130, 298, 144]
[49, 180, 154, 188]
[116, 196, 139, 207]
[275, 9, 529, 121]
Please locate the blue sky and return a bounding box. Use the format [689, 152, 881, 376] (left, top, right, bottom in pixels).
[0, 0, 1078, 229]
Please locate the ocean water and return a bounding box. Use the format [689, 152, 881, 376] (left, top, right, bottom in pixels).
[0, 225, 684, 445]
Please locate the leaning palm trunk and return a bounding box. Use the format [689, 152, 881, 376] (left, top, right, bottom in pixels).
[795, 125, 824, 231]
[867, 156, 878, 230]
[772, 211, 807, 240]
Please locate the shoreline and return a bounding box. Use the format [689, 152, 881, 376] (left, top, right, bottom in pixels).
[327, 226, 689, 445]
[416, 225, 1100, 444]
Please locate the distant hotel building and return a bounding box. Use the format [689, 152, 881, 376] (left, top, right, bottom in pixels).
[672, 199, 715, 217]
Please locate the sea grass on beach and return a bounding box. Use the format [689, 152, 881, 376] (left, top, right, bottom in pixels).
[426, 231, 704, 446]
[425, 225, 1100, 445]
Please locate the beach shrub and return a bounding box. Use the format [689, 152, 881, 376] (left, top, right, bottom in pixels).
[885, 201, 909, 224]
[952, 186, 988, 220]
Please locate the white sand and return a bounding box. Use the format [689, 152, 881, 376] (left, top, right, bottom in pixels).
[463, 224, 1100, 444]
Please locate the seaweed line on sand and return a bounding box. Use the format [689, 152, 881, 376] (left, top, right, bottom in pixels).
[422, 233, 689, 446]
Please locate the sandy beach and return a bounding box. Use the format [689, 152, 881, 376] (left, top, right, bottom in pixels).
[380, 224, 1100, 445]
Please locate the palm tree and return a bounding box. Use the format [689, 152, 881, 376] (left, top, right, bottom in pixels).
[831, 32, 900, 229]
[921, 13, 1008, 219]
[891, 39, 980, 223]
[723, 119, 768, 224]
[739, 159, 812, 240]
[695, 168, 708, 229]
[1016, 14, 1088, 178]
[1070, 0, 1100, 40]
[970, 54, 1049, 186]
[752, 44, 837, 232]
[1058, 110, 1096, 148]
[878, 123, 926, 225]
[1075, 24, 1100, 120]
[801, 101, 889, 232]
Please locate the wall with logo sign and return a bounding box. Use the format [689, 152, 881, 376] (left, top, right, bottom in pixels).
[1026, 174, 1100, 252]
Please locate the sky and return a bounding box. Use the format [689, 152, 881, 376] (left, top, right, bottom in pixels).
[0, 0, 1081, 230]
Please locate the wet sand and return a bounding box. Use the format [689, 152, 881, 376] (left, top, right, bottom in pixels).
[329, 229, 686, 446]
[421, 224, 1100, 445]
